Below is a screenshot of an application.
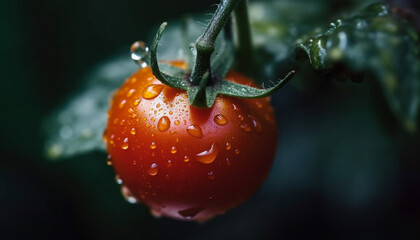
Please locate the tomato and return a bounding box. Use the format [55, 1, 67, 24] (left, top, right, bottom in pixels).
[104, 61, 278, 221]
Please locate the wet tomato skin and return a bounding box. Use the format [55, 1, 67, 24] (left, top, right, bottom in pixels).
[104, 62, 278, 221]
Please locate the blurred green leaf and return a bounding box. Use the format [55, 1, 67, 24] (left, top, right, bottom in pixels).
[44, 56, 138, 160]
[297, 3, 420, 132]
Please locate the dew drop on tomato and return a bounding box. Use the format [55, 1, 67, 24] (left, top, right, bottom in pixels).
[183, 156, 190, 162]
[166, 160, 172, 167]
[106, 154, 113, 166]
[158, 116, 171, 132]
[249, 115, 262, 132]
[142, 85, 164, 99]
[195, 143, 219, 164]
[121, 138, 129, 150]
[130, 127, 136, 135]
[119, 99, 127, 109]
[115, 175, 123, 185]
[147, 163, 159, 176]
[226, 157, 231, 167]
[225, 142, 231, 150]
[133, 98, 141, 106]
[126, 89, 136, 97]
[186, 124, 203, 138]
[150, 142, 157, 149]
[170, 146, 177, 154]
[102, 129, 108, 143]
[121, 185, 138, 204]
[207, 171, 215, 180]
[213, 114, 227, 125]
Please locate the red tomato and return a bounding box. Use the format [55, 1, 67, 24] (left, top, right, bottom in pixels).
[104, 61, 278, 221]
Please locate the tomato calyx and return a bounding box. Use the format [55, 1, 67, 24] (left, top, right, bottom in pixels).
[150, 0, 295, 108]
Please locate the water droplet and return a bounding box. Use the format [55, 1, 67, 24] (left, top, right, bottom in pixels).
[226, 158, 231, 167]
[143, 85, 164, 99]
[167, 160, 172, 167]
[178, 206, 203, 219]
[127, 89, 136, 97]
[133, 98, 141, 106]
[195, 143, 219, 164]
[122, 138, 129, 150]
[158, 116, 171, 132]
[225, 142, 231, 150]
[248, 115, 262, 132]
[102, 129, 108, 143]
[174, 120, 180, 125]
[115, 175, 123, 184]
[119, 99, 127, 109]
[207, 171, 215, 180]
[121, 185, 138, 204]
[214, 114, 227, 125]
[235, 149, 240, 155]
[106, 154, 112, 166]
[238, 114, 244, 121]
[186, 124, 203, 138]
[232, 103, 238, 111]
[170, 146, 177, 154]
[169, 111, 173, 115]
[150, 142, 157, 149]
[147, 163, 159, 176]
[130, 128, 136, 135]
[130, 41, 149, 68]
[240, 123, 252, 132]
[184, 156, 190, 162]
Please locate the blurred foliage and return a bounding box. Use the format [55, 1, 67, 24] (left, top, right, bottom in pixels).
[297, 3, 420, 133]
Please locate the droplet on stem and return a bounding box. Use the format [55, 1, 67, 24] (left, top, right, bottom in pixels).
[130, 41, 149, 68]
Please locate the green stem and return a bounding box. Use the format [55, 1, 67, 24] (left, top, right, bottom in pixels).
[233, 0, 254, 73]
[190, 0, 242, 85]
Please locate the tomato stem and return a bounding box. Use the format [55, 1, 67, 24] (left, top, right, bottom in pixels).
[190, 0, 242, 86]
[233, 0, 255, 75]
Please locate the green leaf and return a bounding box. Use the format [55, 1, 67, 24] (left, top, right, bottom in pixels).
[44, 56, 138, 160]
[297, 3, 420, 132]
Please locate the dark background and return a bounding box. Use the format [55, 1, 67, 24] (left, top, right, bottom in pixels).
[1, 0, 420, 239]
